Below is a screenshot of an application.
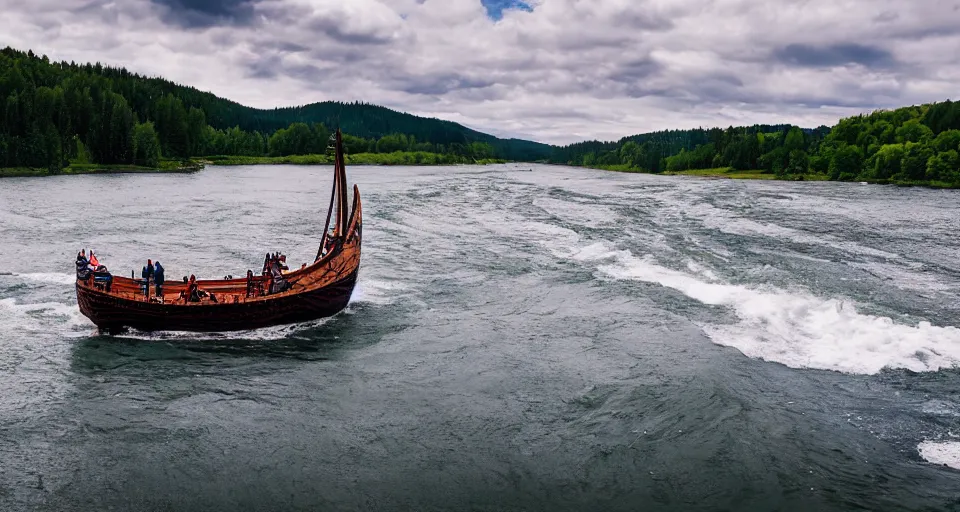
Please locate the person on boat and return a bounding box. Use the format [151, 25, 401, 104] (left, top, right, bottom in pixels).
[141, 259, 154, 298]
[76, 250, 91, 280]
[268, 256, 290, 294]
[246, 269, 255, 298]
[323, 236, 337, 257]
[187, 274, 200, 302]
[154, 261, 165, 297]
[89, 251, 100, 269]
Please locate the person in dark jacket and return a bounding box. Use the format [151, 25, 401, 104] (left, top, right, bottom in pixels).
[268, 256, 289, 294]
[188, 274, 200, 302]
[246, 269, 255, 298]
[153, 261, 165, 297]
[141, 259, 154, 298]
[76, 250, 91, 280]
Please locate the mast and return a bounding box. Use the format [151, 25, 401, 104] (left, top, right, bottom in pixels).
[316, 164, 338, 261]
[317, 129, 344, 261]
[335, 128, 349, 236]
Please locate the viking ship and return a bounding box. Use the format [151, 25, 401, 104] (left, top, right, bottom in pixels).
[75, 128, 362, 334]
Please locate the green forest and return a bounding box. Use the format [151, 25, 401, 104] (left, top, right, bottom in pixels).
[549, 102, 960, 187]
[0, 47, 551, 173]
[3, 45, 959, 188]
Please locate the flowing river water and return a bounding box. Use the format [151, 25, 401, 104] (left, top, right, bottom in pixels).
[1, 164, 959, 511]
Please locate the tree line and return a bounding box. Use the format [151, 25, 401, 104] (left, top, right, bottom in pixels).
[549, 102, 960, 186]
[0, 47, 520, 170]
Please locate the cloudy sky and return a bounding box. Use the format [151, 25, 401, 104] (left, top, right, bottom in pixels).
[2, 0, 959, 145]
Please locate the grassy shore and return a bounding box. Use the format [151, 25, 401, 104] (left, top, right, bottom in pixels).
[587, 165, 958, 188]
[204, 151, 505, 166]
[1, 151, 508, 177]
[660, 167, 960, 187]
[662, 167, 767, 180]
[0, 160, 203, 178]
[665, 168, 797, 180]
[591, 165, 784, 180]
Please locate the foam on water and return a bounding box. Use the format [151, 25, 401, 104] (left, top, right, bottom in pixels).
[566, 242, 960, 375]
[532, 196, 618, 227]
[112, 316, 335, 342]
[843, 261, 955, 293]
[685, 260, 720, 281]
[0, 297, 92, 333]
[350, 278, 410, 306]
[918, 441, 960, 469]
[15, 272, 77, 285]
[671, 197, 902, 260]
[921, 400, 960, 417]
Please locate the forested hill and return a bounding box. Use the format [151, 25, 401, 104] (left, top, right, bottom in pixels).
[550, 125, 831, 173]
[0, 47, 553, 170]
[207, 101, 552, 161]
[548, 103, 960, 187]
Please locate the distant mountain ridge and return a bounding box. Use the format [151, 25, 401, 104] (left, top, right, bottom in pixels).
[0, 46, 554, 164]
[134, 75, 555, 161]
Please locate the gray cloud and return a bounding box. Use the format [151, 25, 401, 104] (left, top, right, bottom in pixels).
[610, 9, 674, 31]
[149, 0, 256, 28]
[772, 43, 897, 69]
[397, 74, 496, 96]
[1, 0, 959, 145]
[306, 16, 397, 45]
[873, 11, 899, 23]
[607, 58, 664, 84]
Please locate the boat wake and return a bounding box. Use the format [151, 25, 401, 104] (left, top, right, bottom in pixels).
[546, 237, 960, 375]
[350, 277, 411, 306]
[918, 440, 960, 469]
[0, 297, 92, 334]
[0, 298, 338, 343]
[14, 272, 77, 285]
[111, 317, 337, 343]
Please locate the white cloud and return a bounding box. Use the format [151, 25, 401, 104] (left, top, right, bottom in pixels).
[1, 0, 959, 145]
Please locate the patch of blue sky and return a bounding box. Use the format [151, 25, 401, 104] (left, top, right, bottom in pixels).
[481, 0, 533, 21]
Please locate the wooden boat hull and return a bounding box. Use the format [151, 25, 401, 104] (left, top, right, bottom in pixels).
[77, 268, 358, 333]
[75, 128, 362, 335]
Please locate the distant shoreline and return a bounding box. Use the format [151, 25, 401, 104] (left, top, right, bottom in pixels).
[5, 162, 956, 189]
[0, 153, 507, 177]
[584, 165, 960, 189]
[0, 164, 202, 178]
[202, 152, 506, 166]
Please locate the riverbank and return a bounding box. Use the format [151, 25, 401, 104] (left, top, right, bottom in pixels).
[666, 168, 783, 180]
[204, 151, 505, 166]
[590, 165, 802, 180]
[0, 161, 203, 178]
[586, 165, 960, 188]
[1, 152, 507, 177]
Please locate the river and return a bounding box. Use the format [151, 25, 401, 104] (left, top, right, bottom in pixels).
[1, 164, 959, 511]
